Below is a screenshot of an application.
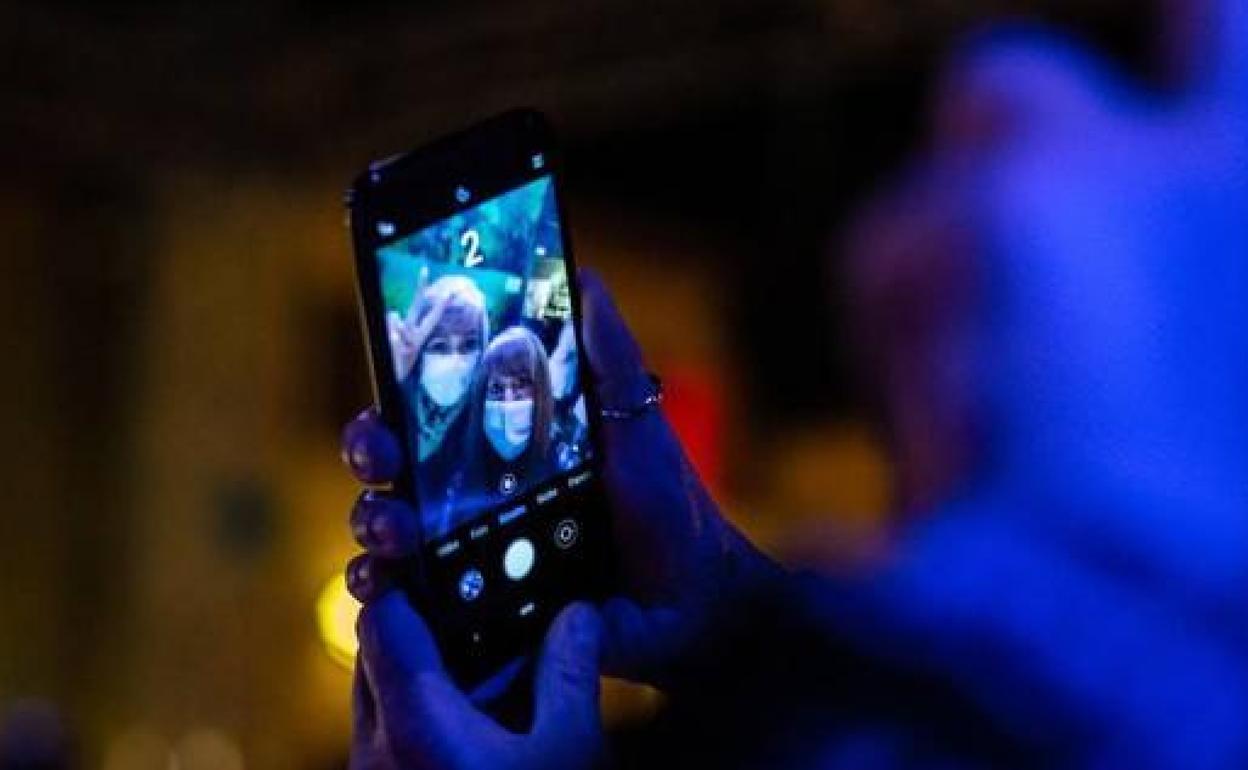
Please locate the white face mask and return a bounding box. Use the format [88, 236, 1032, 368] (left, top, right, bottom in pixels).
[420, 353, 477, 407]
[484, 398, 533, 461]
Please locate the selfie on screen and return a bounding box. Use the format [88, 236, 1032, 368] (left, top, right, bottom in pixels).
[376, 176, 592, 541]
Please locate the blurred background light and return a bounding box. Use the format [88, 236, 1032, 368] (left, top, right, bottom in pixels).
[101, 726, 170, 770]
[175, 727, 246, 770]
[317, 575, 361, 671]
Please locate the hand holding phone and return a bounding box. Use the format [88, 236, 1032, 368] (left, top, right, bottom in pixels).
[349, 110, 618, 687]
[344, 109, 783, 768]
[344, 271, 786, 683]
[351, 594, 605, 770]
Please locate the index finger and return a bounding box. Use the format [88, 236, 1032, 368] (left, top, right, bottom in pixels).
[578, 270, 651, 406]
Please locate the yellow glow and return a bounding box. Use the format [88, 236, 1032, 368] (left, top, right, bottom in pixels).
[316, 575, 360, 670]
[175, 728, 244, 770]
[101, 726, 169, 770]
[601, 678, 666, 727]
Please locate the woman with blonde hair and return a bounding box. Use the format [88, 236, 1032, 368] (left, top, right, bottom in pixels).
[387, 273, 489, 529]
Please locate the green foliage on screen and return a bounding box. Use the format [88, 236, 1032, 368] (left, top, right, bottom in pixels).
[376, 176, 560, 316]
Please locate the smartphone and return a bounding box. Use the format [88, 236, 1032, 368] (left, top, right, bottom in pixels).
[347, 109, 613, 687]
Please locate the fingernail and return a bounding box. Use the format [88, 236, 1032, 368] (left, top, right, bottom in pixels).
[369, 511, 394, 545]
[347, 558, 371, 597]
[347, 437, 373, 477]
[561, 603, 600, 649]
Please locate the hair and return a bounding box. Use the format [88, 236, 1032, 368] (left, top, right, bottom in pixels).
[461, 325, 555, 487]
[402, 274, 490, 473]
[414, 274, 490, 359]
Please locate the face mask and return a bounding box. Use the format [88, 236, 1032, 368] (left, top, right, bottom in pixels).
[484, 398, 533, 461]
[421, 353, 477, 407]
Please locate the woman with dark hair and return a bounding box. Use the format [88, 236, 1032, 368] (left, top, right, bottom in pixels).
[548, 319, 590, 471]
[440, 326, 556, 533]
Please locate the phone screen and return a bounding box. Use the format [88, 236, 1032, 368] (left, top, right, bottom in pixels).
[351, 112, 611, 684]
[376, 175, 591, 543]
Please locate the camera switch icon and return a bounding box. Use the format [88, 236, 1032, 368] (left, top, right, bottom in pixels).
[553, 519, 579, 549]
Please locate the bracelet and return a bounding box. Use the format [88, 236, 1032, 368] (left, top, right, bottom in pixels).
[599, 373, 664, 420]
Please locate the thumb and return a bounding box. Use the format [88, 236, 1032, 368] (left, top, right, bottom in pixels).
[356, 590, 443, 687]
[356, 590, 485, 757]
[532, 603, 604, 744]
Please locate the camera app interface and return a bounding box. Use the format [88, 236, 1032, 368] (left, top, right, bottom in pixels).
[374, 175, 592, 546]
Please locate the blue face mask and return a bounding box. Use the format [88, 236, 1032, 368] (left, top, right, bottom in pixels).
[484, 398, 533, 461]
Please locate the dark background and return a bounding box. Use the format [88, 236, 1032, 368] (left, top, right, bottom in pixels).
[0, 2, 1152, 767]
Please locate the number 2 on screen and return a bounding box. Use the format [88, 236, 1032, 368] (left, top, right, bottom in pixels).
[461, 229, 483, 267]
